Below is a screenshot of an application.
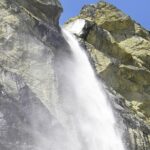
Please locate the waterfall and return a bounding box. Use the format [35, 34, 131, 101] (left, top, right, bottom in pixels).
[54, 28, 126, 150]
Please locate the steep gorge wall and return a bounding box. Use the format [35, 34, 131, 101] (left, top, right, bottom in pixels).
[0, 0, 69, 149]
[0, 0, 150, 150]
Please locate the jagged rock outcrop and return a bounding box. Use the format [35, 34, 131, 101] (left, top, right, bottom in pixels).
[64, 2, 150, 150]
[0, 0, 69, 149]
[4, 0, 62, 26]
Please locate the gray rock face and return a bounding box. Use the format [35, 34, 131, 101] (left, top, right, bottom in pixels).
[107, 90, 150, 150]
[5, 0, 63, 26]
[0, 0, 67, 149]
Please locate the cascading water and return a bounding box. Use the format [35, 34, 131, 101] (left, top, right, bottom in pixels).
[54, 28, 126, 150]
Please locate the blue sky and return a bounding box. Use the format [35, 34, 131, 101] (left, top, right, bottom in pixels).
[59, 0, 150, 30]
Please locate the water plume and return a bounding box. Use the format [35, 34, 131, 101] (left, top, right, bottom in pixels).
[49, 28, 126, 150]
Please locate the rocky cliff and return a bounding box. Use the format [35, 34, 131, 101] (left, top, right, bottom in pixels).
[0, 0, 69, 149]
[0, 0, 150, 150]
[64, 2, 150, 150]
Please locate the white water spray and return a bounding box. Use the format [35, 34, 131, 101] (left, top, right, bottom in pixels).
[57, 28, 126, 150]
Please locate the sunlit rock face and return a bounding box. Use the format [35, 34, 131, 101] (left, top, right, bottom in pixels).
[65, 2, 150, 150]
